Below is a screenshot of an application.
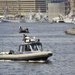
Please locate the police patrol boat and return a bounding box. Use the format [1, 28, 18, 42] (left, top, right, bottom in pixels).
[0, 35, 52, 61]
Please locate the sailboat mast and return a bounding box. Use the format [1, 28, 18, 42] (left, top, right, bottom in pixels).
[17, 0, 20, 15]
[5, 0, 8, 17]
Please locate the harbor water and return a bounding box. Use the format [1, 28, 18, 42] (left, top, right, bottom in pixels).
[0, 22, 75, 75]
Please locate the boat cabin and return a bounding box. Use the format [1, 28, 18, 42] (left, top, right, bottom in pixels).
[19, 42, 43, 53]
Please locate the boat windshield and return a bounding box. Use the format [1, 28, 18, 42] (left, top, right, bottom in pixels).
[30, 43, 43, 51]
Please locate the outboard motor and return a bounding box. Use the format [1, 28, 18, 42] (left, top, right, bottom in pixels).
[9, 50, 14, 54]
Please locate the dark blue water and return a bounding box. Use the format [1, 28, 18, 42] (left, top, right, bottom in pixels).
[0, 22, 75, 75]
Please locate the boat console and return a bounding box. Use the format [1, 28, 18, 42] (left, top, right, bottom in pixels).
[19, 35, 43, 53]
[19, 40, 43, 53]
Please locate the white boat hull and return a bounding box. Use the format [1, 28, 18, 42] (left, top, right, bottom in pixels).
[64, 18, 72, 23]
[0, 51, 52, 61]
[1, 19, 20, 23]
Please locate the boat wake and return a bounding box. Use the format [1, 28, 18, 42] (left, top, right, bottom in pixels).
[0, 60, 12, 62]
[0, 60, 50, 63]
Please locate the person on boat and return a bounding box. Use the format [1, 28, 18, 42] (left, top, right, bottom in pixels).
[25, 28, 29, 33]
[19, 26, 23, 33]
[20, 26, 22, 30]
[23, 34, 30, 42]
[9, 50, 14, 54]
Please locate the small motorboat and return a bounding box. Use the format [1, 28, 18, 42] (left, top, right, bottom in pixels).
[0, 36, 52, 61]
[19, 26, 29, 33]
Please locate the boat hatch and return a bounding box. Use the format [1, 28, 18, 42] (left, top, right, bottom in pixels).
[19, 43, 43, 52]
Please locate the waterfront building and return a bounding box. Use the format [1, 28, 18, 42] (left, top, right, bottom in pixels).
[46, 0, 65, 9]
[48, 2, 65, 21]
[48, 0, 75, 22]
[46, 0, 65, 3]
[46, 0, 70, 15]
[63, 0, 75, 17]
[69, 0, 75, 16]
[0, 0, 46, 15]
